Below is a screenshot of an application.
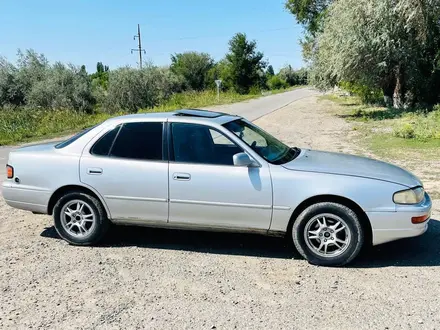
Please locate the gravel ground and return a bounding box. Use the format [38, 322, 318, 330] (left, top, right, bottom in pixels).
[1, 94, 439, 330]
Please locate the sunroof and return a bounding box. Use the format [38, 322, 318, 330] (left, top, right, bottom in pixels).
[175, 109, 226, 118]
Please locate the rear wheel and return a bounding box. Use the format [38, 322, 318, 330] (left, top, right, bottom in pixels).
[292, 202, 364, 266]
[53, 192, 109, 245]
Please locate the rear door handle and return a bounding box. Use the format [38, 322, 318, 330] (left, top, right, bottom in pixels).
[173, 173, 191, 181]
[87, 167, 103, 175]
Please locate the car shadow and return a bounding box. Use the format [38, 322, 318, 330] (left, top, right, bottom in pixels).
[40, 225, 297, 259]
[40, 218, 440, 267]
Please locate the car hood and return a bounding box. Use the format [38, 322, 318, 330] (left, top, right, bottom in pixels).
[282, 149, 421, 187]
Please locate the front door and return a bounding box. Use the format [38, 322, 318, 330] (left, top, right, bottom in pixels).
[80, 121, 168, 222]
[168, 122, 272, 230]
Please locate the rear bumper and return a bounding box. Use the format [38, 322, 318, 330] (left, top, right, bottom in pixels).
[2, 181, 49, 214]
[368, 192, 432, 246]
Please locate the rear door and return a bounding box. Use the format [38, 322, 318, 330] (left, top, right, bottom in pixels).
[80, 121, 169, 223]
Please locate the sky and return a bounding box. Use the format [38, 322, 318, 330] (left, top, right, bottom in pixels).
[0, 0, 304, 73]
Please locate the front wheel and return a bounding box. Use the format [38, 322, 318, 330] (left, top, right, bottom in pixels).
[292, 202, 364, 266]
[53, 192, 109, 245]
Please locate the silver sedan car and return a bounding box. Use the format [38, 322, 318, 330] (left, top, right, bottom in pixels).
[2, 109, 432, 266]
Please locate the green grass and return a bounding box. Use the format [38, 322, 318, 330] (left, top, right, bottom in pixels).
[321, 94, 440, 141]
[0, 109, 115, 146]
[0, 87, 304, 146]
[320, 93, 440, 169]
[367, 134, 440, 158]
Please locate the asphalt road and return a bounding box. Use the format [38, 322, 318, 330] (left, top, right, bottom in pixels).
[0, 87, 319, 179]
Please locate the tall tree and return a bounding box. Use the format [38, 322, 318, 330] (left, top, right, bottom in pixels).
[170, 52, 214, 91]
[225, 33, 267, 94]
[311, 0, 440, 107]
[285, 0, 332, 36]
[285, 0, 333, 62]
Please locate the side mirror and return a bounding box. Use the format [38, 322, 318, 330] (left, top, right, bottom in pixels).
[233, 152, 258, 167]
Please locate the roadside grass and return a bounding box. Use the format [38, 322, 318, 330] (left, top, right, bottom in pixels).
[0, 109, 114, 146]
[0, 87, 304, 146]
[320, 94, 440, 143]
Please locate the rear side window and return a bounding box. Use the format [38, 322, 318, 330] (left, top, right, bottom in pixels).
[90, 126, 121, 156]
[110, 122, 163, 161]
[55, 125, 97, 149]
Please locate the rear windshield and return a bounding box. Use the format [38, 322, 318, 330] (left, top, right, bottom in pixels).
[55, 125, 96, 149]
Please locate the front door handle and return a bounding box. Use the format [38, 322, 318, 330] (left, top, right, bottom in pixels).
[173, 172, 191, 181]
[87, 167, 103, 175]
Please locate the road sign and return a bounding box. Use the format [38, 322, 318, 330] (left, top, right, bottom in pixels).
[215, 80, 222, 102]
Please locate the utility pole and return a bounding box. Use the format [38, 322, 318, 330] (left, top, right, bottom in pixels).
[131, 24, 146, 69]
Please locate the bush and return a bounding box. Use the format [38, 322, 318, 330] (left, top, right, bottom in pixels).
[393, 122, 415, 139]
[26, 63, 95, 112]
[393, 108, 440, 140]
[339, 81, 383, 105]
[170, 52, 214, 91]
[1, 50, 95, 112]
[105, 65, 183, 113]
[278, 65, 308, 86]
[267, 75, 288, 90]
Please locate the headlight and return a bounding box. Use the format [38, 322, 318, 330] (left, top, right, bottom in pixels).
[393, 187, 425, 204]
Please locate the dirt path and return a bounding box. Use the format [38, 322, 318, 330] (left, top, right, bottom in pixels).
[1, 95, 440, 330]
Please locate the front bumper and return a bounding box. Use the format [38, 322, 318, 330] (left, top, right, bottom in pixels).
[368, 192, 432, 246]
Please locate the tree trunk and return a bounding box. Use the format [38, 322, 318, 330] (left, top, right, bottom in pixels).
[381, 75, 396, 107]
[393, 66, 405, 109]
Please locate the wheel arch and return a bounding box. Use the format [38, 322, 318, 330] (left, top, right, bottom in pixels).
[47, 184, 110, 218]
[287, 194, 372, 246]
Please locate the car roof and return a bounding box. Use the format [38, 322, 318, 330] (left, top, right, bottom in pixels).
[104, 109, 241, 126]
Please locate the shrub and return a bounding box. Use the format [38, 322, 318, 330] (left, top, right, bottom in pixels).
[105, 65, 183, 113]
[170, 52, 214, 91]
[339, 81, 383, 105]
[267, 75, 288, 90]
[1, 50, 95, 112]
[393, 122, 415, 139]
[393, 108, 440, 140]
[278, 65, 308, 86]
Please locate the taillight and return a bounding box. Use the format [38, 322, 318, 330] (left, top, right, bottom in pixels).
[6, 165, 13, 179]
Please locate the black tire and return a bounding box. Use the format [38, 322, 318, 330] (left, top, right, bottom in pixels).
[292, 202, 364, 266]
[53, 192, 109, 245]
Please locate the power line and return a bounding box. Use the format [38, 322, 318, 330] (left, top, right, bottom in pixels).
[131, 24, 146, 69]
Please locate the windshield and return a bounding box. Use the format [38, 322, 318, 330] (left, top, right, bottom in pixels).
[223, 119, 299, 164]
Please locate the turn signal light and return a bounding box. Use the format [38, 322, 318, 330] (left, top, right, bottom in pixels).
[6, 165, 14, 179]
[411, 214, 430, 224]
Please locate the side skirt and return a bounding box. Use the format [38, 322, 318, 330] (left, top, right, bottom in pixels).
[111, 218, 286, 237]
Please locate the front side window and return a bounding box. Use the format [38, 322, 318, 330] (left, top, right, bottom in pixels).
[223, 119, 299, 164]
[171, 123, 242, 166]
[109, 122, 163, 161]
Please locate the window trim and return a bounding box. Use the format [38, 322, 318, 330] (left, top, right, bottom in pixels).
[89, 121, 167, 162]
[168, 122, 252, 167]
